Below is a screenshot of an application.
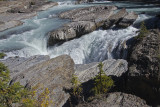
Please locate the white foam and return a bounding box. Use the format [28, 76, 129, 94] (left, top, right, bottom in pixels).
[48, 26, 138, 64]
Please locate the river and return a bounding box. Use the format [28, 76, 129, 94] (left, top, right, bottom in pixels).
[0, 0, 160, 64]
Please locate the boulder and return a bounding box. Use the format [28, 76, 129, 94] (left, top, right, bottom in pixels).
[59, 6, 117, 21]
[48, 6, 117, 46]
[76, 0, 94, 4]
[128, 29, 160, 77]
[48, 21, 96, 46]
[0, 55, 50, 77]
[118, 11, 138, 28]
[77, 92, 150, 107]
[104, 8, 128, 29]
[75, 59, 128, 83]
[127, 29, 160, 105]
[1, 55, 75, 107]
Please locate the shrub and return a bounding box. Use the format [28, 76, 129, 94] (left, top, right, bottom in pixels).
[0, 53, 6, 59]
[0, 62, 52, 107]
[30, 2, 35, 5]
[136, 21, 149, 39]
[71, 74, 82, 98]
[0, 62, 26, 107]
[91, 62, 114, 95]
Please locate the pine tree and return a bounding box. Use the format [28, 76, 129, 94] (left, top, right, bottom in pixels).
[0, 62, 52, 107]
[0, 62, 25, 107]
[71, 74, 82, 99]
[92, 62, 114, 95]
[136, 21, 149, 39]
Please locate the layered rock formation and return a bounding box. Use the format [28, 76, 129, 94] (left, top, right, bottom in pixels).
[48, 21, 97, 46]
[1, 54, 131, 107]
[48, 6, 138, 46]
[118, 11, 138, 28]
[47, 6, 117, 46]
[75, 59, 128, 83]
[0, 0, 58, 31]
[104, 8, 138, 29]
[104, 8, 128, 29]
[77, 92, 150, 107]
[76, 0, 94, 4]
[1, 55, 75, 107]
[110, 0, 160, 4]
[1, 55, 50, 77]
[128, 29, 160, 77]
[59, 6, 117, 21]
[126, 29, 160, 105]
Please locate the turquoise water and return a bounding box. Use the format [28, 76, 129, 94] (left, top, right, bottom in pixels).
[0, 0, 159, 64]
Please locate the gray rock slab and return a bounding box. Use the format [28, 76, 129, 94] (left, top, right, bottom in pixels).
[75, 59, 128, 83]
[5, 55, 74, 107]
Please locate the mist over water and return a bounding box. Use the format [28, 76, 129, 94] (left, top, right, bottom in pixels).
[0, 0, 159, 64]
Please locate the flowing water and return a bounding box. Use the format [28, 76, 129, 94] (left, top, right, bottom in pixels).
[0, 0, 160, 64]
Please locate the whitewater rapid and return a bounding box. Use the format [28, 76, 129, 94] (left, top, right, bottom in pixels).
[48, 26, 138, 64]
[0, 0, 159, 64]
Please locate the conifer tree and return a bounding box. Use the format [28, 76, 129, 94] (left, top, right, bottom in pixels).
[0, 62, 25, 107]
[71, 74, 82, 99]
[0, 62, 52, 107]
[92, 62, 114, 95]
[137, 21, 149, 39]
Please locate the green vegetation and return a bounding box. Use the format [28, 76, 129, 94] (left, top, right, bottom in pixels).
[71, 74, 83, 98]
[91, 62, 114, 95]
[136, 21, 149, 39]
[0, 62, 26, 107]
[0, 62, 52, 107]
[29, 2, 36, 6]
[0, 53, 6, 59]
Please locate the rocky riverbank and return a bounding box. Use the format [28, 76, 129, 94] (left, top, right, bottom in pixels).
[0, 0, 160, 107]
[125, 29, 160, 106]
[47, 6, 138, 46]
[109, 0, 160, 4]
[0, 54, 149, 107]
[0, 0, 58, 32]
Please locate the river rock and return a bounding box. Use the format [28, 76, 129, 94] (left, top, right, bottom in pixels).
[1, 55, 75, 107]
[48, 21, 96, 46]
[76, 0, 94, 4]
[118, 11, 138, 28]
[59, 6, 117, 21]
[48, 6, 117, 46]
[104, 8, 128, 29]
[75, 59, 128, 83]
[77, 92, 150, 107]
[0, 20, 23, 31]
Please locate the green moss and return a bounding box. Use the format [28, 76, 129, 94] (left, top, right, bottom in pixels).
[0, 53, 6, 59]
